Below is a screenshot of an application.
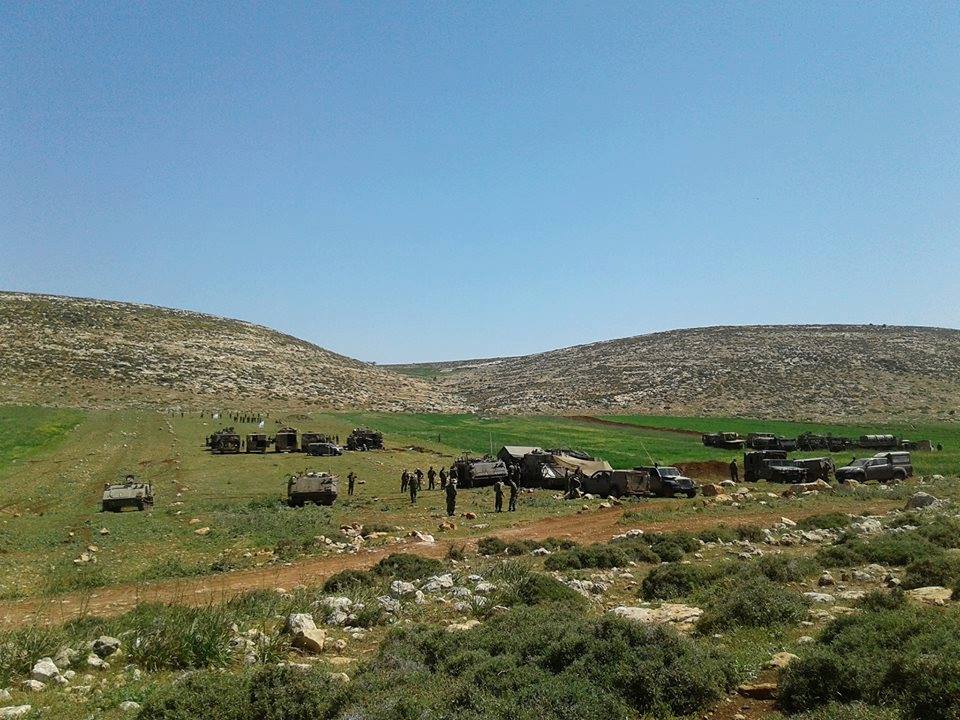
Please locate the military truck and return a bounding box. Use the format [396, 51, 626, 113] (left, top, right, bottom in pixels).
[453, 457, 509, 488]
[306, 441, 342, 456]
[287, 471, 339, 506]
[102, 475, 154, 512]
[792, 457, 834, 482]
[744, 450, 788, 482]
[635, 466, 698, 497]
[246, 433, 270, 453]
[274, 427, 299, 453]
[702, 432, 746, 449]
[747, 434, 797, 451]
[210, 428, 241, 454]
[346, 428, 384, 451]
[300, 432, 335, 452]
[836, 452, 912, 483]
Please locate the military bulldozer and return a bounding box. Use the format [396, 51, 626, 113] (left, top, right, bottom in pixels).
[210, 427, 241, 454]
[286, 471, 339, 507]
[346, 428, 383, 451]
[274, 427, 299, 453]
[102, 475, 154, 512]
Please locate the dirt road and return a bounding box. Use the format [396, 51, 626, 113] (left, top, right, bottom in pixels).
[0, 500, 897, 628]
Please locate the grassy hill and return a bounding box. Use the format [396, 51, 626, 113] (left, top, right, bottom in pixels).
[392, 325, 960, 422]
[0, 292, 465, 411]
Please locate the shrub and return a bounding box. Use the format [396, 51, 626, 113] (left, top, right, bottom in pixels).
[697, 526, 738, 543]
[792, 703, 901, 720]
[903, 554, 960, 589]
[916, 515, 960, 549]
[322, 569, 375, 592]
[779, 603, 960, 719]
[124, 604, 232, 671]
[696, 573, 807, 632]
[818, 531, 943, 568]
[544, 544, 629, 571]
[248, 664, 335, 720]
[798, 513, 851, 531]
[640, 563, 722, 600]
[856, 589, 906, 612]
[446, 543, 466, 561]
[736, 525, 766, 543]
[609, 537, 661, 563]
[491, 567, 587, 608]
[138, 670, 249, 720]
[372, 553, 442, 581]
[754, 554, 820, 583]
[0, 625, 67, 686]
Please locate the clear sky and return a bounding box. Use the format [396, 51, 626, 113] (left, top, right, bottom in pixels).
[2, 2, 959, 363]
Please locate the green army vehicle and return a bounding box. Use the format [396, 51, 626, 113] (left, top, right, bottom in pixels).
[274, 427, 299, 453]
[246, 433, 270, 453]
[347, 427, 384, 451]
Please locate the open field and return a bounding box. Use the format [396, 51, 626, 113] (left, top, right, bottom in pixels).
[1, 406, 959, 720]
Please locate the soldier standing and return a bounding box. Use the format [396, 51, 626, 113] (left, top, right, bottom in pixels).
[729, 459, 739, 483]
[401, 470, 409, 493]
[445, 480, 457, 517]
[427, 466, 436, 490]
[347, 471, 356, 496]
[494, 480, 505, 512]
[439, 466, 448, 489]
[415, 468, 424, 488]
[507, 477, 518, 512]
[409, 472, 419, 504]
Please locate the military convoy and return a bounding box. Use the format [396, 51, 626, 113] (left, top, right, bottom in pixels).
[702, 432, 745, 449]
[245, 433, 270, 453]
[206, 426, 370, 454]
[102, 475, 154, 512]
[286, 471, 339, 506]
[207, 427, 241, 454]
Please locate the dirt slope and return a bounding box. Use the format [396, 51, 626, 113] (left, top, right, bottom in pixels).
[394, 325, 960, 421]
[0, 292, 466, 411]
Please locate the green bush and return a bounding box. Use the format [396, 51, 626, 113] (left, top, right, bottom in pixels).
[478, 536, 576, 556]
[779, 603, 960, 719]
[856, 589, 906, 612]
[248, 664, 335, 720]
[792, 703, 900, 720]
[608, 536, 661, 563]
[696, 573, 807, 632]
[0, 625, 68, 686]
[736, 525, 766, 543]
[544, 543, 629, 571]
[754, 554, 820, 583]
[492, 568, 587, 608]
[640, 563, 722, 600]
[798, 513, 851, 531]
[903, 554, 960, 589]
[137, 670, 249, 720]
[372, 553, 443, 581]
[818, 531, 943, 568]
[124, 604, 232, 671]
[696, 526, 738, 543]
[322, 569, 375, 592]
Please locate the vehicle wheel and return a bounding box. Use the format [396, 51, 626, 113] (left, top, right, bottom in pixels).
[137, 501, 144, 511]
[893, 470, 906, 483]
[686, 491, 696, 499]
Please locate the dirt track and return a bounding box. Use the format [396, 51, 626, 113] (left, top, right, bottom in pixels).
[0, 500, 897, 628]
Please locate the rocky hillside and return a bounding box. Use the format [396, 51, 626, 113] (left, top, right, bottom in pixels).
[0, 292, 465, 411]
[393, 325, 960, 421]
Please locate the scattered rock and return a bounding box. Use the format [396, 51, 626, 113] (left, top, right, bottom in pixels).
[21, 680, 44, 693]
[738, 683, 778, 700]
[446, 620, 481, 632]
[700, 484, 723, 497]
[907, 586, 953, 605]
[85, 654, 108, 670]
[803, 592, 835, 604]
[93, 636, 121, 658]
[0, 706, 32, 719]
[767, 652, 799, 670]
[194, 527, 211, 536]
[390, 580, 416, 596]
[610, 604, 703, 631]
[906, 492, 940, 510]
[30, 658, 60, 683]
[328, 672, 351, 684]
[119, 701, 141, 713]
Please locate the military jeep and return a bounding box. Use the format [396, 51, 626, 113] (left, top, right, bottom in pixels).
[102, 476, 154, 512]
[346, 428, 384, 451]
[635, 466, 698, 498]
[702, 432, 745, 449]
[287, 471, 339, 507]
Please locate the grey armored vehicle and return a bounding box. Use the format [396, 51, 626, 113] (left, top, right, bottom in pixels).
[453, 457, 510, 488]
[287, 471, 339, 507]
[836, 452, 912, 483]
[346, 428, 384, 451]
[275, 427, 299, 453]
[300, 432, 335, 452]
[306, 441, 343, 456]
[246, 433, 270, 453]
[102, 475, 154, 512]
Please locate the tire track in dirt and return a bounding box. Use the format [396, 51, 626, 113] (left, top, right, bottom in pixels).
[0, 499, 898, 628]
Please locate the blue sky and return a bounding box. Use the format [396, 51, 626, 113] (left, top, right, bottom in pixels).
[2, 2, 959, 363]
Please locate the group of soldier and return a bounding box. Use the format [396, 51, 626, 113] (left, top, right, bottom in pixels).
[398, 465, 519, 516]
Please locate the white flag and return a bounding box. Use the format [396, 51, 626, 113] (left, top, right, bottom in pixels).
[258, 420, 265, 429]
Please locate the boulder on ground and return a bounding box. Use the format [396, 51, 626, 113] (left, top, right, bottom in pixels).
[610, 604, 703, 631]
[700, 484, 723, 497]
[93, 636, 121, 658]
[30, 658, 59, 683]
[0, 706, 32, 719]
[907, 586, 953, 605]
[767, 652, 799, 670]
[906, 492, 940, 510]
[738, 683, 778, 700]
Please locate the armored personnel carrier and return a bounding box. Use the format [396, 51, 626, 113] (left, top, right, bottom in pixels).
[274, 427, 299, 453]
[286, 471, 339, 507]
[209, 427, 241, 454]
[453, 456, 509, 488]
[246, 433, 270, 453]
[300, 432, 335, 452]
[701, 432, 746, 450]
[102, 475, 154, 512]
[346, 428, 383, 451]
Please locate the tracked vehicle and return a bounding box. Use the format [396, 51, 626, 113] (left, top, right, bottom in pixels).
[346, 428, 383, 451]
[287, 471, 339, 507]
[246, 433, 270, 453]
[275, 427, 299, 453]
[102, 475, 154, 512]
[210, 428, 241, 454]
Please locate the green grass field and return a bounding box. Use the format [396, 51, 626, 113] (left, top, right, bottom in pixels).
[0, 406, 957, 600]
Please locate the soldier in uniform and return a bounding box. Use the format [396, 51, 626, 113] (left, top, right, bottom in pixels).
[507, 476, 518, 512]
[729, 459, 739, 483]
[347, 471, 356, 496]
[445, 479, 457, 517]
[439, 466, 448, 488]
[401, 470, 409, 493]
[427, 466, 436, 490]
[409, 471, 419, 504]
[493, 480, 505, 512]
[415, 468, 424, 488]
